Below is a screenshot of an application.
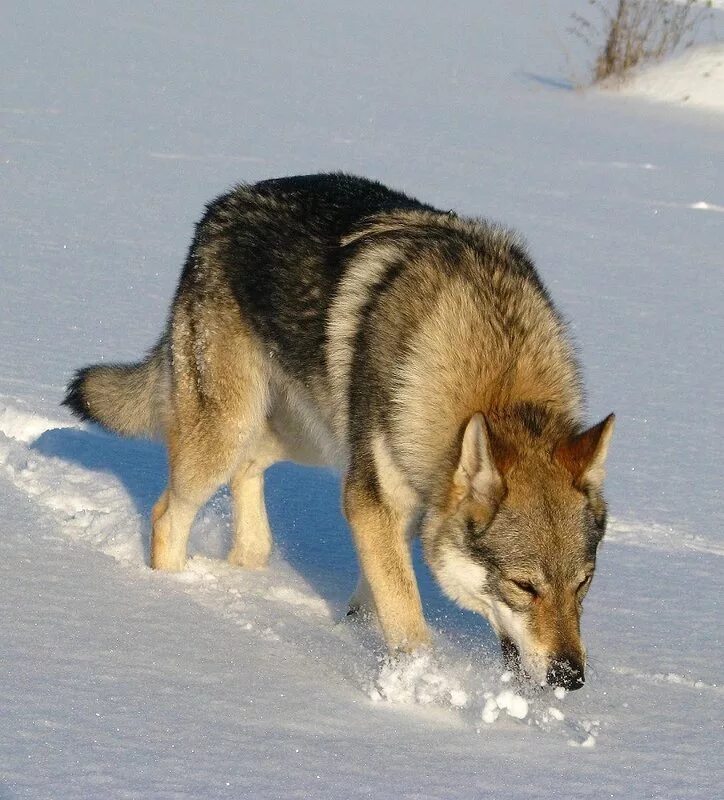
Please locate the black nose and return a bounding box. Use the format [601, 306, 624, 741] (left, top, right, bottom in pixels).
[546, 657, 585, 691]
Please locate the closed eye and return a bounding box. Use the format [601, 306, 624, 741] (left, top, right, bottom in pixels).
[577, 575, 592, 593]
[511, 580, 539, 598]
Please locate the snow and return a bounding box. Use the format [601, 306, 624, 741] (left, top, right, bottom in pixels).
[368, 652, 470, 707]
[481, 691, 530, 723]
[612, 43, 724, 113]
[1, 1, 723, 798]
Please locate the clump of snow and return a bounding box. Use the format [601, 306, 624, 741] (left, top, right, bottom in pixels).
[363, 646, 578, 733]
[481, 696, 500, 724]
[495, 689, 529, 720]
[368, 652, 469, 708]
[570, 734, 597, 749]
[610, 43, 724, 113]
[480, 689, 529, 723]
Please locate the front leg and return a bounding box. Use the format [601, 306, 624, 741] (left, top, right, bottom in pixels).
[343, 478, 429, 651]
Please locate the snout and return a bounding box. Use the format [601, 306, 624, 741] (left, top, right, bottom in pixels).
[546, 656, 585, 691]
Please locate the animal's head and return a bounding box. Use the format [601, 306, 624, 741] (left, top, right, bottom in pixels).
[421, 410, 615, 690]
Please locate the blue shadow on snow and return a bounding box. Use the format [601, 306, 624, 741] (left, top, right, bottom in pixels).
[31, 425, 497, 648]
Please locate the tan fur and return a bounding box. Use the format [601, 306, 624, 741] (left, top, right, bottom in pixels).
[528, 592, 584, 662]
[388, 272, 580, 498]
[150, 275, 273, 571]
[331, 213, 605, 677]
[228, 451, 280, 568]
[371, 433, 419, 515]
[556, 414, 616, 488]
[326, 242, 400, 439]
[343, 480, 429, 650]
[80, 345, 169, 438]
[427, 442, 599, 681]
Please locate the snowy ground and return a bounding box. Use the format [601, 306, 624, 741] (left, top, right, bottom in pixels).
[1, 2, 722, 798]
[612, 43, 724, 113]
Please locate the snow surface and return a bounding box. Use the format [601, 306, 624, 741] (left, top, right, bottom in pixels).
[612, 43, 724, 113]
[1, 1, 722, 798]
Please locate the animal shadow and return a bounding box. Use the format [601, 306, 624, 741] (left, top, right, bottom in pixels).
[30, 426, 494, 645]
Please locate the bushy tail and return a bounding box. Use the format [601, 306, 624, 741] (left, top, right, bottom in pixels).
[62, 342, 167, 438]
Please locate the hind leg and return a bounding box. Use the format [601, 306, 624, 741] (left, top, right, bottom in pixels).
[152, 421, 270, 571]
[151, 485, 207, 572]
[228, 457, 274, 569]
[151, 409, 264, 571]
[150, 290, 270, 571]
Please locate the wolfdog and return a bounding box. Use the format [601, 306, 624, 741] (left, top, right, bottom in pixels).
[64, 173, 614, 690]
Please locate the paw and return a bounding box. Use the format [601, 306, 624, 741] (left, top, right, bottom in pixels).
[387, 625, 432, 654]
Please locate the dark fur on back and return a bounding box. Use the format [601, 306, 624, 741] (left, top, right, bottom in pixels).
[183, 173, 436, 383]
[182, 174, 569, 433]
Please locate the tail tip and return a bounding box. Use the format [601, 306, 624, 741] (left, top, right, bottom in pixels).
[62, 368, 93, 421]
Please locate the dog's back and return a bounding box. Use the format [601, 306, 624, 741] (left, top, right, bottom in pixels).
[186, 175, 582, 476]
[186, 173, 435, 387]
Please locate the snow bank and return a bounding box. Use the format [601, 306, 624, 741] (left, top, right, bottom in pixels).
[611, 43, 724, 113]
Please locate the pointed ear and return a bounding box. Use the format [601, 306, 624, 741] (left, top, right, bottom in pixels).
[555, 414, 615, 491]
[450, 413, 506, 512]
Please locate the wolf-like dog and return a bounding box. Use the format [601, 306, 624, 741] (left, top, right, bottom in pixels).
[64, 173, 614, 690]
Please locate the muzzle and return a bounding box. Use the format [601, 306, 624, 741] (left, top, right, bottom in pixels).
[546, 655, 585, 691]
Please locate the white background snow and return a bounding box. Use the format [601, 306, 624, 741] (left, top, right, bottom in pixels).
[1, 2, 722, 798]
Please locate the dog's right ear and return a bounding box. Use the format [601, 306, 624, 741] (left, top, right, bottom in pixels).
[449, 414, 506, 515]
[555, 413, 615, 492]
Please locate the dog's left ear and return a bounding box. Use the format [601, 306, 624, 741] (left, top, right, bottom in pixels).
[555, 414, 615, 491]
